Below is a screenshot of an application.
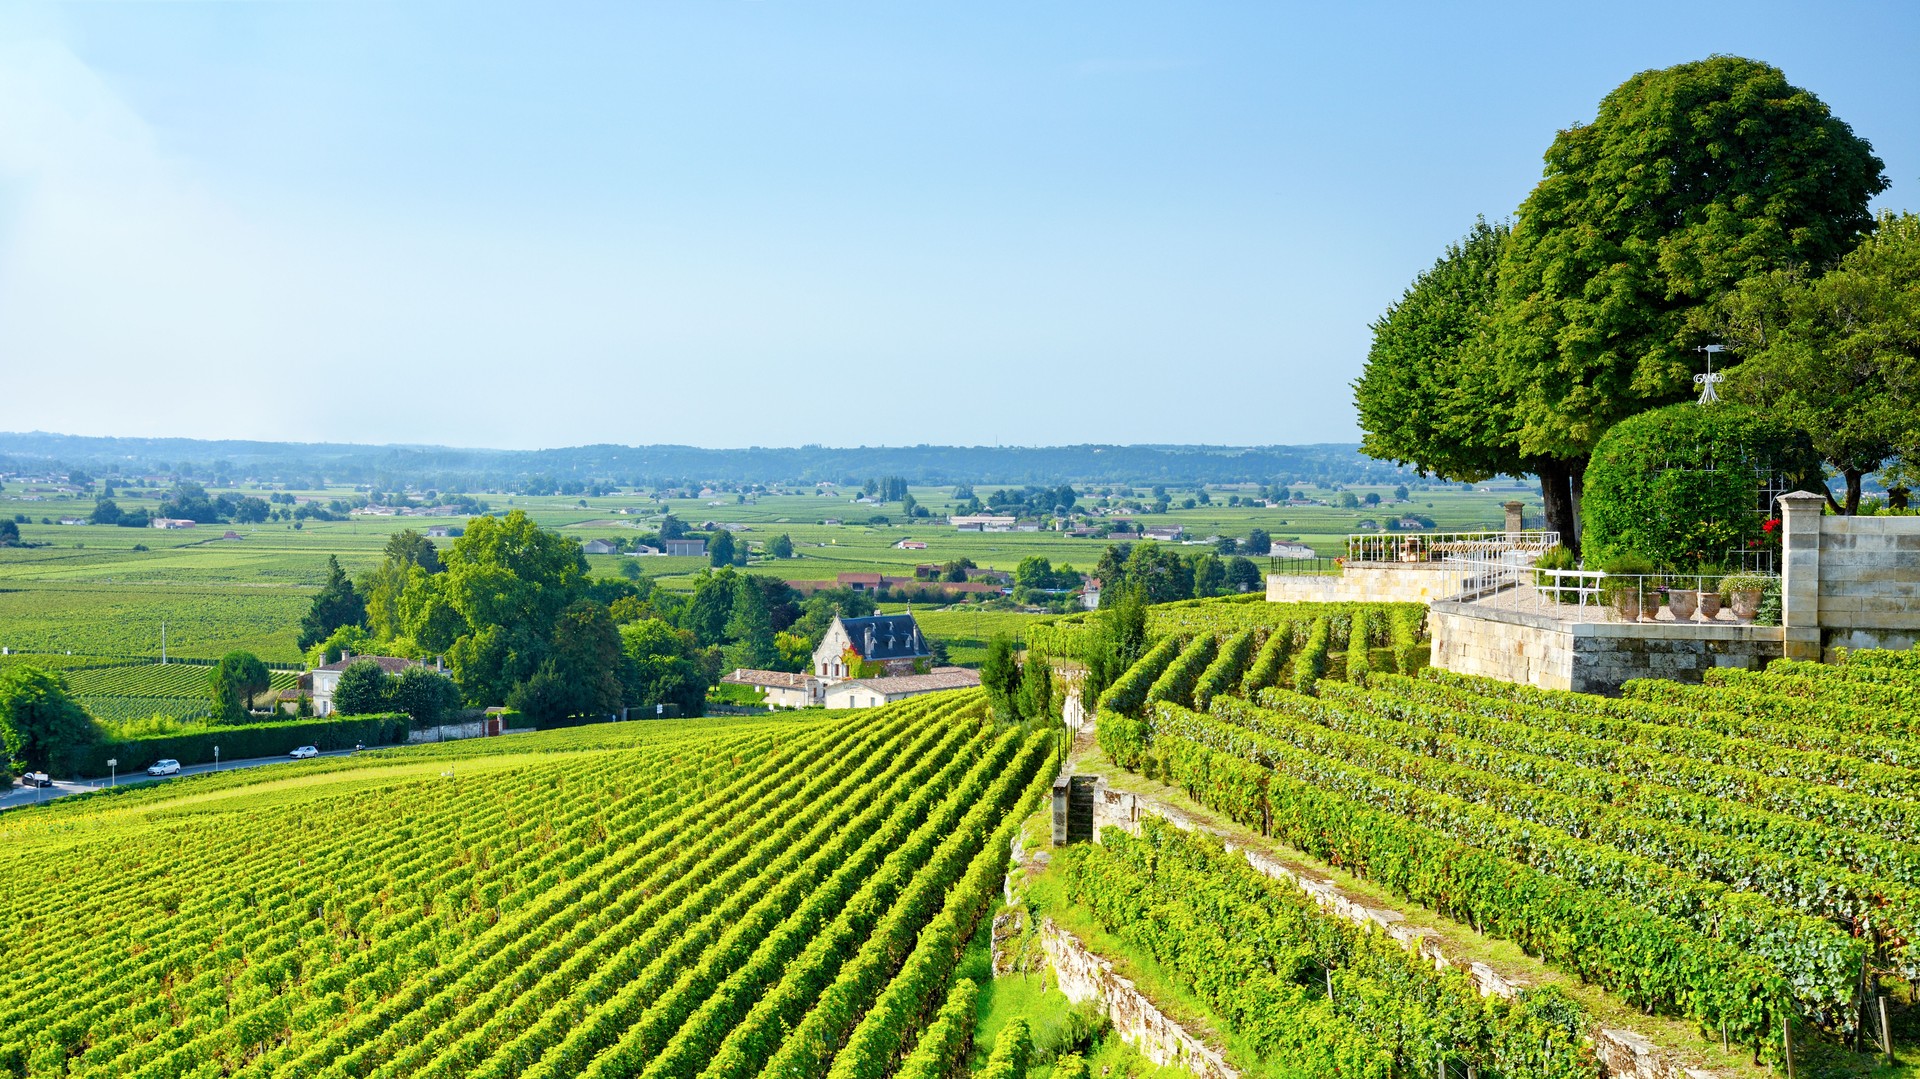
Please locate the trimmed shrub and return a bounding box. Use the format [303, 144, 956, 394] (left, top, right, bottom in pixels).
[1581, 402, 1819, 569]
[1292, 618, 1331, 695]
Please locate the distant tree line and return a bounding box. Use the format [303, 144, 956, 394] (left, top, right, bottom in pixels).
[293, 513, 930, 727]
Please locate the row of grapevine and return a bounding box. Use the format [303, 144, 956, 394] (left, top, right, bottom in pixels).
[1137, 700, 1797, 1057]
[1, 688, 1045, 1079]
[67, 663, 299, 698]
[1061, 816, 1599, 1079]
[1027, 597, 1426, 660]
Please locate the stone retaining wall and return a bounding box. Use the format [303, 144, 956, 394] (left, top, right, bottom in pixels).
[1040, 920, 1239, 1079]
[1430, 602, 1781, 695]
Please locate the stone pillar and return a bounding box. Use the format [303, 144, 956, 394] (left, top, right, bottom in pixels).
[1503, 501, 1525, 535]
[1778, 491, 1825, 661]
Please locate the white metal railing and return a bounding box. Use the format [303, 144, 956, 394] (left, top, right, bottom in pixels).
[1448, 559, 1779, 625]
[1345, 530, 1560, 566]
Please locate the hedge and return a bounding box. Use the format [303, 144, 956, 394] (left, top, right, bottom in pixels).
[1581, 402, 1821, 569]
[78, 714, 410, 776]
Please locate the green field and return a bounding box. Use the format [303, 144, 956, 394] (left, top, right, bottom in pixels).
[0, 692, 1056, 1078]
[0, 481, 1539, 664]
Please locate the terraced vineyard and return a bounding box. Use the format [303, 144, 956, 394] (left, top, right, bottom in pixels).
[0, 690, 1053, 1079]
[1094, 603, 1920, 1073]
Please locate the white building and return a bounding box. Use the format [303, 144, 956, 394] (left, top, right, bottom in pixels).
[309, 654, 421, 716]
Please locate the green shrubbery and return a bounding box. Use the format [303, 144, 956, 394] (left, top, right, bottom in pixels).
[1581, 403, 1819, 570]
[78, 713, 409, 775]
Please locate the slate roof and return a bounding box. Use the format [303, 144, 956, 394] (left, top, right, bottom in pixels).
[839, 614, 931, 661]
[315, 655, 418, 675]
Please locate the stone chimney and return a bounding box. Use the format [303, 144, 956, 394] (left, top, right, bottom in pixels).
[1503, 501, 1525, 535]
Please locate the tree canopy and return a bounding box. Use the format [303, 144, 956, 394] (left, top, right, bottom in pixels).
[1723, 210, 1920, 513]
[299, 555, 367, 651]
[1355, 57, 1888, 548]
[0, 666, 96, 774]
[210, 650, 271, 723]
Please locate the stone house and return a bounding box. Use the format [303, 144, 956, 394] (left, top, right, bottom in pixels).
[813, 614, 932, 680]
[310, 653, 422, 716]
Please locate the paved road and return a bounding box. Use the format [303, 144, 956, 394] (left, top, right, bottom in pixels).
[1, 748, 358, 812]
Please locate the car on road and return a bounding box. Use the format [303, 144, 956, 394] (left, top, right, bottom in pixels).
[21, 772, 53, 788]
[146, 759, 181, 776]
[289, 746, 319, 759]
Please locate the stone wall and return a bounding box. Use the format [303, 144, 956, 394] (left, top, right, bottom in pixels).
[1267, 562, 1479, 605]
[1780, 491, 1920, 658]
[1430, 602, 1781, 695]
[1040, 920, 1239, 1079]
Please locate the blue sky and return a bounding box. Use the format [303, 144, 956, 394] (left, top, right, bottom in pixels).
[1, 2, 1914, 451]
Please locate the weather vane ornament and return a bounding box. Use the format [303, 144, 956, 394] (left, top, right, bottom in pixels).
[1693, 344, 1726, 405]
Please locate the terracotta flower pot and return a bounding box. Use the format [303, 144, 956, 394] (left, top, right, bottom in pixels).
[1666, 589, 1698, 622]
[1730, 589, 1762, 620]
[1609, 590, 1644, 623]
[1697, 591, 1723, 620]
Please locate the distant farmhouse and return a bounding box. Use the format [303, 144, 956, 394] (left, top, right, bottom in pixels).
[309, 653, 423, 716]
[722, 612, 980, 710]
[150, 518, 197, 530]
[581, 539, 618, 555]
[662, 538, 707, 558]
[949, 514, 1016, 532]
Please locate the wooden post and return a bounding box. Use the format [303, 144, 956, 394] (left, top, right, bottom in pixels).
[1881, 996, 1894, 1061]
[1436, 1057, 1445, 1079]
[1782, 1018, 1794, 1079]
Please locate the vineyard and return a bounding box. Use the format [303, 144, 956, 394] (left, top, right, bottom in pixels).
[0, 690, 1055, 1079]
[1088, 598, 1920, 1074]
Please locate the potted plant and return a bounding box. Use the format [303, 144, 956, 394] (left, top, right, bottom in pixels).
[1695, 564, 1725, 620]
[1721, 571, 1771, 620]
[1599, 552, 1656, 622]
[1665, 579, 1698, 622]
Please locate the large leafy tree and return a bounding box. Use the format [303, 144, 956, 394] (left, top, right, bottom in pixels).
[1356, 219, 1527, 492]
[434, 511, 592, 704]
[389, 666, 462, 727]
[1723, 211, 1920, 513]
[621, 618, 709, 717]
[332, 661, 392, 716]
[510, 600, 626, 723]
[299, 555, 367, 651]
[723, 576, 777, 670]
[0, 666, 96, 774]
[1359, 60, 1887, 550]
[209, 650, 271, 722]
[1494, 56, 1885, 539]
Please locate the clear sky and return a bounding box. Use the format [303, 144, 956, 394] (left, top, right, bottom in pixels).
[1, 2, 1914, 451]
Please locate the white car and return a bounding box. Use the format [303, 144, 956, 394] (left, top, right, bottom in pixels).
[146, 759, 181, 776]
[289, 746, 319, 760]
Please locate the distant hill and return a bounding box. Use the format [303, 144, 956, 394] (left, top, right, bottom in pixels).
[0, 431, 1419, 489]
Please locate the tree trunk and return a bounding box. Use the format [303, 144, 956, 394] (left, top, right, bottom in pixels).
[1824, 483, 1845, 515]
[1537, 460, 1580, 558]
[1846, 469, 1864, 516]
